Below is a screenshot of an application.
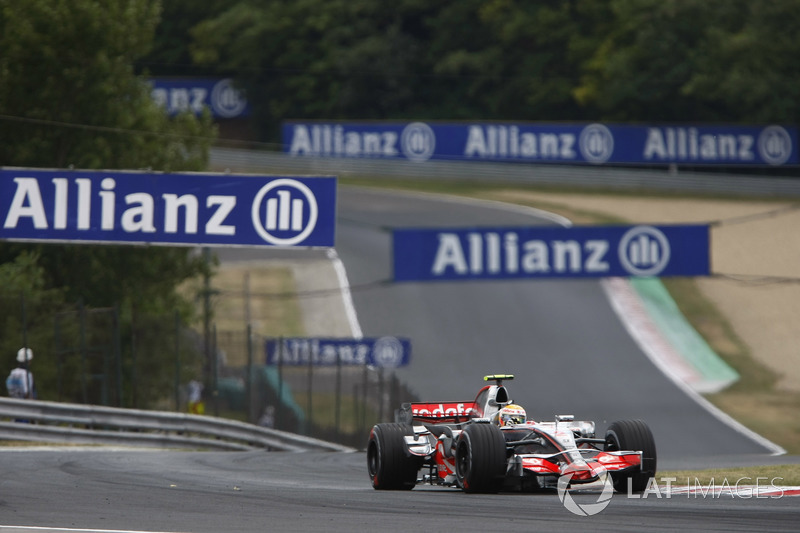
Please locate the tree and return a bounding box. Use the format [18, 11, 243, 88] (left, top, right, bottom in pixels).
[139, 0, 231, 77]
[682, 1, 800, 123]
[425, 0, 612, 121]
[188, 0, 439, 140]
[574, 0, 800, 124]
[134, 0, 800, 136]
[0, 0, 216, 406]
[0, 0, 215, 170]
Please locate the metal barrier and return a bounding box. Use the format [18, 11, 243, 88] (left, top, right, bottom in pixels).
[210, 147, 800, 197]
[0, 397, 355, 452]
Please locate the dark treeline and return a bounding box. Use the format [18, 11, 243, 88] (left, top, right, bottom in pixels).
[1, 0, 798, 407]
[140, 0, 800, 142]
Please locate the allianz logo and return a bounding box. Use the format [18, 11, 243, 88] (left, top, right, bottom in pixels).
[271, 339, 371, 365]
[150, 78, 247, 118]
[288, 122, 615, 163]
[3, 176, 238, 237]
[287, 122, 435, 161]
[643, 125, 792, 165]
[288, 122, 792, 165]
[430, 226, 671, 277]
[2, 175, 319, 246]
[464, 123, 613, 163]
[251, 179, 319, 246]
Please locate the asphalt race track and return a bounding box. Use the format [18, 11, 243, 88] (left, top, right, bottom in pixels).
[334, 187, 781, 465]
[3, 186, 799, 532]
[1, 449, 798, 532]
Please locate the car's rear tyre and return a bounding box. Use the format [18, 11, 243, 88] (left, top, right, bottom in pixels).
[605, 419, 657, 493]
[367, 423, 419, 490]
[455, 423, 507, 493]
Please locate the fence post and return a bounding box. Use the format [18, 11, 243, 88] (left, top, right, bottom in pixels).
[20, 292, 32, 399]
[212, 324, 219, 417]
[54, 314, 63, 401]
[361, 363, 368, 434]
[174, 311, 181, 412]
[246, 323, 254, 423]
[202, 247, 212, 414]
[79, 300, 88, 404]
[335, 350, 342, 442]
[378, 368, 385, 422]
[354, 384, 361, 437]
[114, 307, 122, 407]
[131, 307, 138, 408]
[306, 343, 313, 436]
[277, 337, 284, 430]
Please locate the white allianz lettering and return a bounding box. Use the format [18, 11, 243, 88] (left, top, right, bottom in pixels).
[2, 176, 241, 237]
[505, 233, 519, 273]
[289, 125, 313, 155]
[464, 125, 577, 160]
[429, 232, 612, 277]
[121, 193, 156, 233]
[468, 233, 482, 273]
[738, 135, 754, 160]
[76, 178, 92, 229]
[644, 127, 755, 161]
[559, 133, 576, 158]
[4, 177, 48, 229]
[553, 240, 581, 272]
[521, 241, 550, 273]
[464, 126, 488, 156]
[163, 193, 199, 234]
[432, 233, 468, 275]
[485, 233, 501, 273]
[644, 129, 668, 159]
[585, 240, 610, 272]
[99, 178, 116, 230]
[53, 178, 68, 229]
[289, 124, 398, 157]
[206, 196, 236, 235]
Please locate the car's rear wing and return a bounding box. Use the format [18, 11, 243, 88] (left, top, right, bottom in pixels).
[397, 402, 479, 424]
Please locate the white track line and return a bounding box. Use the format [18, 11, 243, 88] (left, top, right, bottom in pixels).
[326, 247, 363, 339]
[0, 527, 186, 533]
[663, 485, 800, 498]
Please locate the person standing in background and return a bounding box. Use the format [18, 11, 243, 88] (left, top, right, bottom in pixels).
[6, 347, 35, 399]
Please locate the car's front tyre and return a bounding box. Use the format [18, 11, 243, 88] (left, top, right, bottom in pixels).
[604, 419, 657, 493]
[455, 423, 507, 493]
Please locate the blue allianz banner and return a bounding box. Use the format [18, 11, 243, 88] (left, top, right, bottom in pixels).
[266, 337, 412, 368]
[0, 168, 336, 248]
[283, 121, 798, 167]
[393, 225, 709, 281]
[150, 78, 249, 118]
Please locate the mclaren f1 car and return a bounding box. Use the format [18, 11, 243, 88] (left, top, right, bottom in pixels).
[367, 375, 657, 493]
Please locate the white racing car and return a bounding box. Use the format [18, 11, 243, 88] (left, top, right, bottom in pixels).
[367, 375, 657, 493]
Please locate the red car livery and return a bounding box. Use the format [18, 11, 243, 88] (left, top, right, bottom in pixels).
[367, 375, 657, 493]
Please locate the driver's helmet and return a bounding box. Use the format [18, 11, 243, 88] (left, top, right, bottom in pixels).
[497, 404, 526, 426]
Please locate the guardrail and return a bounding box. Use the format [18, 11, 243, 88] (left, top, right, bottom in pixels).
[210, 147, 800, 197]
[0, 397, 355, 452]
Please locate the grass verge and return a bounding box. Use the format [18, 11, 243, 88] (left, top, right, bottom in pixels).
[182, 264, 306, 367]
[659, 464, 800, 486]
